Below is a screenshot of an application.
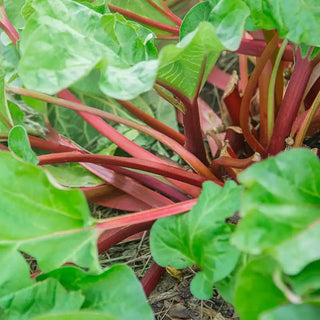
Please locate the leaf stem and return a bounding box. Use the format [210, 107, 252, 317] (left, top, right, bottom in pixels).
[268, 48, 319, 155]
[96, 198, 197, 231]
[146, 0, 182, 26]
[240, 33, 280, 156]
[107, 4, 180, 34]
[38, 152, 207, 187]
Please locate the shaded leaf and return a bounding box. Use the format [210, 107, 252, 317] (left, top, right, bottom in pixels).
[8, 125, 38, 165]
[37, 264, 154, 320]
[31, 312, 118, 320]
[150, 181, 242, 299]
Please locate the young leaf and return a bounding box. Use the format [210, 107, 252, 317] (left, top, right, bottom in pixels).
[260, 304, 320, 320]
[234, 256, 287, 320]
[18, 0, 158, 100]
[232, 149, 320, 274]
[157, 22, 224, 98]
[37, 264, 154, 320]
[150, 181, 242, 299]
[8, 125, 39, 165]
[0, 278, 84, 320]
[181, 0, 250, 50]
[0, 151, 100, 273]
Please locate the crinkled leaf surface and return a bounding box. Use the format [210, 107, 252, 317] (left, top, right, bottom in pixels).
[37, 264, 154, 320]
[180, 0, 320, 54]
[260, 304, 320, 320]
[157, 22, 224, 98]
[234, 256, 287, 320]
[0, 151, 100, 273]
[0, 278, 84, 320]
[150, 181, 242, 299]
[8, 125, 38, 165]
[18, 0, 158, 100]
[231, 149, 320, 274]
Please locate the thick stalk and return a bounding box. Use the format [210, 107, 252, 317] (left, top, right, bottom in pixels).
[97, 198, 197, 231]
[268, 49, 319, 155]
[38, 152, 207, 187]
[7, 86, 217, 180]
[240, 33, 280, 156]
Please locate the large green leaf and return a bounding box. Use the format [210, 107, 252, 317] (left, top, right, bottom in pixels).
[260, 304, 320, 320]
[181, 1, 250, 50]
[232, 149, 320, 274]
[0, 278, 84, 320]
[234, 256, 287, 320]
[0, 151, 100, 274]
[157, 22, 224, 98]
[150, 181, 242, 299]
[18, 0, 158, 100]
[37, 264, 154, 320]
[4, 0, 26, 29]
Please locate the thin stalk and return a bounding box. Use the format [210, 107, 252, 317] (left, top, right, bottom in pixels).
[211, 153, 261, 169]
[159, 0, 182, 25]
[38, 152, 207, 187]
[268, 49, 319, 155]
[141, 263, 165, 297]
[7, 86, 217, 180]
[146, 0, 182, 26]
[107, 4, 180, 35]
[97, 198, 197, 231]
[240, 33, 280, 156]
[293, 90, 320, 147]
[155, 34, 179, 40]
[153, 84, 185, 113]
[0, 8, 19, 45]
[267, 39, 288, 143]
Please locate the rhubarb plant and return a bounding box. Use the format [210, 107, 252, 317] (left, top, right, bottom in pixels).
[0, 0, 319, 319]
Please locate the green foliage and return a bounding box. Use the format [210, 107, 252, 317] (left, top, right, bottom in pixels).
[150, 181, 243, 299]
[18, 0, 158, 99]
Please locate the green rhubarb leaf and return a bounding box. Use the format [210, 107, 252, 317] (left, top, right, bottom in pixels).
[181, 0, 250, 50]
[234, 256, 287, 320]
[106, 0, 176, 34]
[260, 304, 320, 320]
[0, 151, 100, 273]
[157, 22, 224, 98]
[31, 312, 118, 320]
[0, 246, 32, 298]
[75, 0, 110, 14]
[150, 181, 242, 299]
[44, 163, 104, 188]
[8, 125, 38, 165]
[37, 264, 154, 320]
[231, 149, 320, 275]
[0, 278, 84, 320]
[288, 260, 320, 297]
[18, 0, 158, 100]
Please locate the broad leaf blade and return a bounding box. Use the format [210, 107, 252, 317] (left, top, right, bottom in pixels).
[18, 0, 158, 100]
[31, 312, 118, 320]
[150, 181, 242, 299]
[0, 278, 84, 320]
[37, 264, 154, 320]
[0, 151, 100, 273]
[157, 22, 224, 98]
[232, 149, 320, 274]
